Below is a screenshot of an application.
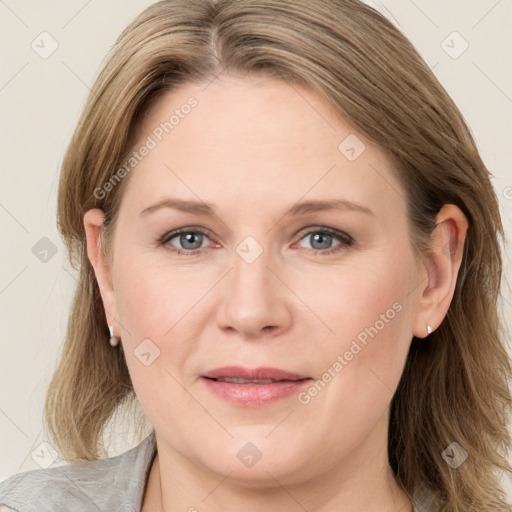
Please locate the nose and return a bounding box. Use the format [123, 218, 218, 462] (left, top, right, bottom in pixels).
[215, 242, 293, 340]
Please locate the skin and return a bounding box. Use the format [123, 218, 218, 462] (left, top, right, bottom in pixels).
[84, 74, 468, 512]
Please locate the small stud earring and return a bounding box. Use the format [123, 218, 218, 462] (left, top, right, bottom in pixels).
[109, 325, 120, 347]
[426, 324, 433, 335]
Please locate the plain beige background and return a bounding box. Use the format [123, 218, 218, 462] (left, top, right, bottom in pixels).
[1, 0, 511, 501]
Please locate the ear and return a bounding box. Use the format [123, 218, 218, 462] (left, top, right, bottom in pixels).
[413, 204, 469, 338]
[83, 208, 118, 335]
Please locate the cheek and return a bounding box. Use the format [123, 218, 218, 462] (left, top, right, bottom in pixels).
[305, 248, 417, 404]
[113, 253, 199, 341]
[293, 256, 417, 461]
[110, 255, 209, 410]
[304, 247, 416, 349]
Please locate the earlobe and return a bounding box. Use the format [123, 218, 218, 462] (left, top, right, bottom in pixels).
[413, 204, 469, 338]
[83, 208, 117, 328]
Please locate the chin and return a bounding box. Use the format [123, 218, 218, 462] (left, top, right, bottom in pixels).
[193, 435, 314, 486]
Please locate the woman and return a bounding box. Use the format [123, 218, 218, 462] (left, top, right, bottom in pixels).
[1, 0, 511, 510]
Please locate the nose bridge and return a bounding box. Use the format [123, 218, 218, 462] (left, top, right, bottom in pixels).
[215, 232, 290, 337]
[231, 232, 279, 306]
[233, 235, 273, 292]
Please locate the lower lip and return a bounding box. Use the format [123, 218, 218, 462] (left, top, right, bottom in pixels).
[202, 377, 312, 407]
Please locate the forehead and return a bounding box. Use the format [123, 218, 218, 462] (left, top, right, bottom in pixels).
[139, 75, 358, 158]
[120, 75, 406, 220]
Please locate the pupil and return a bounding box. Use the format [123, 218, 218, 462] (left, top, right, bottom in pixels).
[312, 233, 331, 250]
[182, 232, 202, 249]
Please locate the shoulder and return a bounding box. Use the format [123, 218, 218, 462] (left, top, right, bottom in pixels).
[0, 430, 156, 512]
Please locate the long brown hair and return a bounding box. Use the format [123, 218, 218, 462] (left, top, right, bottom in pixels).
[45, 1, 512, 510]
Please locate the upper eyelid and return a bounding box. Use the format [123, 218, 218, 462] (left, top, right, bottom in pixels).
[296, 226, 352, 240]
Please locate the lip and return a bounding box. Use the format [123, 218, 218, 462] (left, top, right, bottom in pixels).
[201, 366, 313, 407]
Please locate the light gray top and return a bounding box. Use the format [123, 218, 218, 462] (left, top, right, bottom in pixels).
[0, 430, 433, 511]
[0, 430, 157, 512]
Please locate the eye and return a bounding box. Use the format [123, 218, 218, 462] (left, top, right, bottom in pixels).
[158, 227, 212, 255]
[158, 226, 354, 256]
[294, 227, 354, 255]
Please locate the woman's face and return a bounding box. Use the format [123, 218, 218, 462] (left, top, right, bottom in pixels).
[89, 75, 429, 485]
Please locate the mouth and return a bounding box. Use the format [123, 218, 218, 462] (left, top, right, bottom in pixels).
[201, 366, 313, 407]
[207, 377, 293, 384]
[202, 366, 310, 381]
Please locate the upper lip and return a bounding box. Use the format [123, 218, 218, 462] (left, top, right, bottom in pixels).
[202, 366, 310, 381]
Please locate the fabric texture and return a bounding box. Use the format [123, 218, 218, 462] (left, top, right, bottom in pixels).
[0, 430, 434, 511]
[0, 430, 157, 512]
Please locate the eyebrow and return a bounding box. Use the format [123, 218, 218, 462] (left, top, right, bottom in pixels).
[139, 197, 375, 217]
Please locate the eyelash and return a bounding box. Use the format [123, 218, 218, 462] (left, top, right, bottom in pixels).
[157, 226, 355, 256]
